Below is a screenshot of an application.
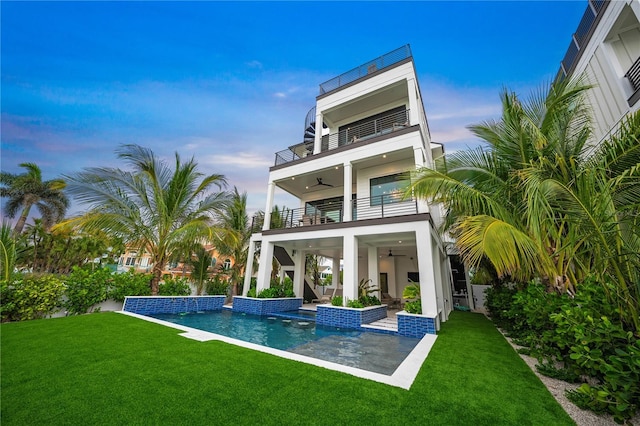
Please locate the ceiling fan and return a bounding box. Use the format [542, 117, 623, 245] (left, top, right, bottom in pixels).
[311, 177, 334, 188]
[388, 249, 406, 257]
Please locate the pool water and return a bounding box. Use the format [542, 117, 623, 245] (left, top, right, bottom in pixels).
[148, 310, 420, 375]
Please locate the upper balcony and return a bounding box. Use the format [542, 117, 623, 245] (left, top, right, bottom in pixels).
[318, 45, 412, 95]
[274, 108, 411, 167]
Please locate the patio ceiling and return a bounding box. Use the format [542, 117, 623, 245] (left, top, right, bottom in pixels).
[276, 231, 417, 260]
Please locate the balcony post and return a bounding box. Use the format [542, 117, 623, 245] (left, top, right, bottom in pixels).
[262, 182, 275, 231]
[414, 147, 430, 214]
[293, 249, 305, 297]
[256, 240, 274, 292]
[407, 78, 420, 126]
[342, 233, 359, 305]
[415, 226, 439, 317]
[343, 162, 353, 222]
[314, 111, 323, 154]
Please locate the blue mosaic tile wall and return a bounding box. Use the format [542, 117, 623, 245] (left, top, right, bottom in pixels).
[123, 296, 225, 315]
[397, 313, 437, 338]
[316, 305, 387, 329]
[232, 297, 302, 315]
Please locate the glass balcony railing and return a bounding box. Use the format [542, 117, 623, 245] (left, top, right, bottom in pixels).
[319, 45, 412, 95]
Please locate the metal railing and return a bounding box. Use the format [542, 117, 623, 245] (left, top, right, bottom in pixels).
[259, 195, 420, 231]
[625, 56, 640, 92]
[319, 45, 412, 95]
[321, 109, 410, 151]
[274, 147, 306, 166]
[352, 196, 418, 220]
[558, 0, 610, 80]
[274, 109, 410, 166]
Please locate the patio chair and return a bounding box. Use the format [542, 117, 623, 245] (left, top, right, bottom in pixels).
[381, 292, 400, 308]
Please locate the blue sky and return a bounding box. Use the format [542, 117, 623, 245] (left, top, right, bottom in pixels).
[1, 1, 587, 217]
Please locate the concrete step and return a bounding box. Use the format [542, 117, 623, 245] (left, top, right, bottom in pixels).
[362, 317, 398, 332]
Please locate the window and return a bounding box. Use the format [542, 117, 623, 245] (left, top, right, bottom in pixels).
[223, 259, 231, 270]
[125, 256, 136, 266]
[211, 257, 217, 267]
[370, 173, 410, 206]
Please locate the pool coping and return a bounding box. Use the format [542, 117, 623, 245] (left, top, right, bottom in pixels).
[117, 310, 437, 390]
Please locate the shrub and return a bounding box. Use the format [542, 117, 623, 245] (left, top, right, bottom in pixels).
[485, 276, 640, 423]
[331, 296, 343, 306]
[484, 284, 518, 331]
[108, 269, 151, 302]
[247, 288, 256, 298]
[3, 274, 65, 321]
[404, 299, 422, 314]
[158, 277, 191, 296]
[206, 276, 229, 296]
[257, 286, 294, 298]
[552, 280, 640, 423]
[64, 267, 111, 315]
[346, 299, 364, 308]
[256, 278, 295, 298]
[358, 295, 381, 307]
[0, 279, 17, 322]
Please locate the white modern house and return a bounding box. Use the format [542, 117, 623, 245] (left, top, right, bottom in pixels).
[242, 45, 453, 331]
[558, 0, 640, 143]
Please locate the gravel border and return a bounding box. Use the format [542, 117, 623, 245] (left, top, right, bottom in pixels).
[500, 330, 639, 426]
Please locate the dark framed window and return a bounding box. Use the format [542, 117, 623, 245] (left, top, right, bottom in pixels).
[370, 173, 410, 206]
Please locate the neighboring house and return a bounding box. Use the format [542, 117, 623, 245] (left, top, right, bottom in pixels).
[117, 244, 234, 279]
[243, 45, 453, 328]
[557, 0, 640, 144]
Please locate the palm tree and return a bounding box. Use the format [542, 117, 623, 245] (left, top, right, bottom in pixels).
[213, 187, 250, 296]
[61, 144, 230, 295]
[0, 163, 69, 236]
[189, 245, 213, 295]
[410, 78, 640, 329]
[0, 223, 16, 281]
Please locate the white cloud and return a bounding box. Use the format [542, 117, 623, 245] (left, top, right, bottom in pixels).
[246, 60, 263, 69]
[204, 152, 272, 169]
[420, 76, 504, 147]
[274, 92, 286, 98]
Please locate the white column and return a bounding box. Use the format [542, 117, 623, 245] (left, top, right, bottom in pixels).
[440, 253, 452, 321]
[262, 182, 275, 231]
[415, 226, 438, 317]
[367, 246, 379, 298]
[293, 250, 305, 298]
[313, 111, 323, 154]
[432, 243, 444, 322]
[465, 263, 475, 310]
[242, 238, 258, 296]
[342, 234, 358, 305]
[332, 255, 341, 288]
[256, 241, 274, 292]
[413, 147, 430, 214]
[407, 78, 420, 127]
[343, 162, 352, 222]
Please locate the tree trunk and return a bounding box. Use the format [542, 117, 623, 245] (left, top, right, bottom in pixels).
[12, 204, 32, 237]
[150, 262, 163, 295]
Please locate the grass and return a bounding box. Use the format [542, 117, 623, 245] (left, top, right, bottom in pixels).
[1, 311, 573, 425]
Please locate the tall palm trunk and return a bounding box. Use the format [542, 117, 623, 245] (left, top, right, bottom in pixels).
[151, 262, 164, 295]
[13, 203, 33, 237]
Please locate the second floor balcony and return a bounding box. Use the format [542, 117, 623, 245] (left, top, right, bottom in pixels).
[274, 109, 410, 167]
[250, 195, 422, 233]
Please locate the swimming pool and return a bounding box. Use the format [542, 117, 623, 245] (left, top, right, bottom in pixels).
[148, 310, 420, 376]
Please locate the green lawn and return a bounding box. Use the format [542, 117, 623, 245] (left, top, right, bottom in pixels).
[1, 311, 573, 425]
